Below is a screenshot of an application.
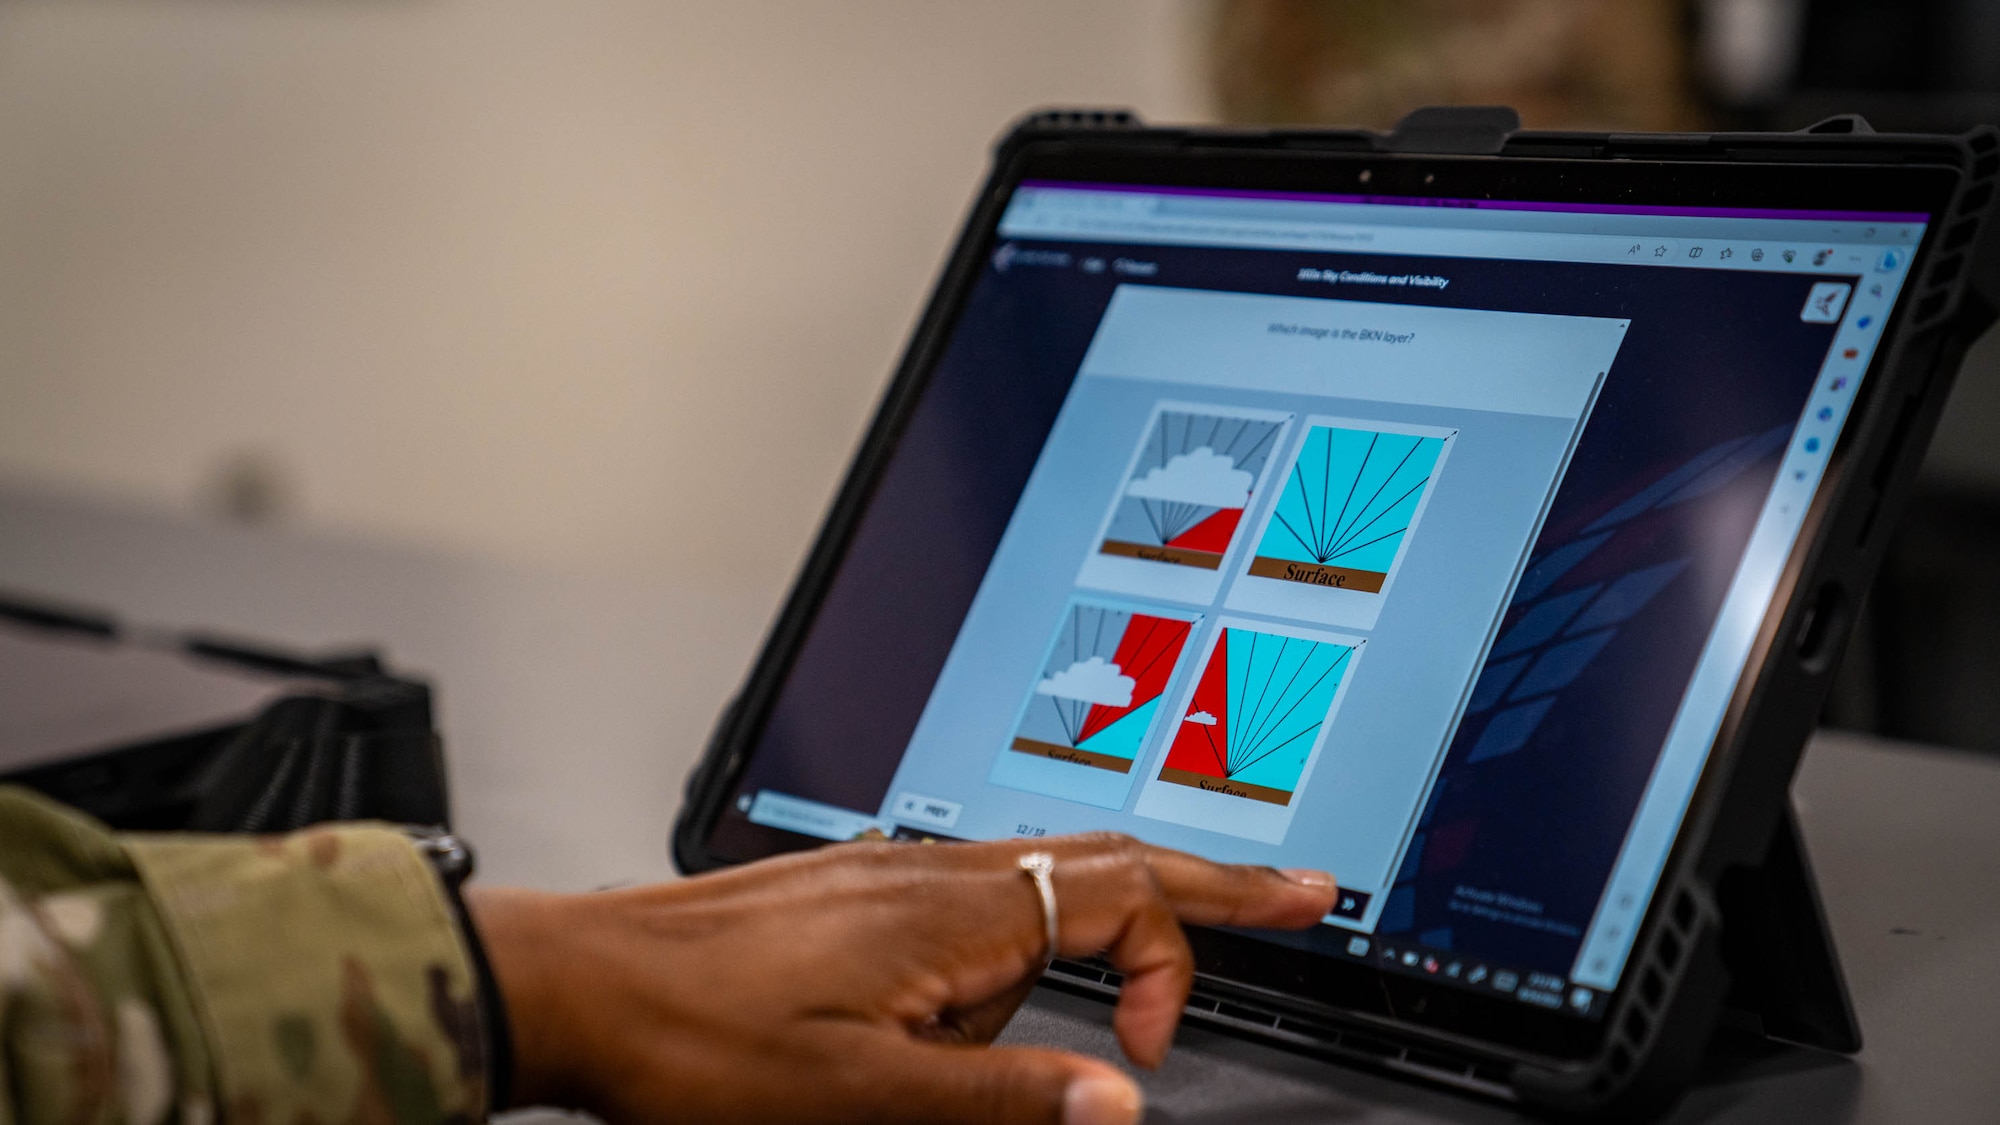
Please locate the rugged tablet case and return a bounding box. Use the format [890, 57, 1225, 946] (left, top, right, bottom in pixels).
[674, 107, 2000, 1121]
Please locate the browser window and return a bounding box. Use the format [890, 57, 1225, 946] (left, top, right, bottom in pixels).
[727, 180, 1923, 1017]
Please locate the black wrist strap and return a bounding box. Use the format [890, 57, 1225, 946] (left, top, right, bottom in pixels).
[411, 830, 516, 1113]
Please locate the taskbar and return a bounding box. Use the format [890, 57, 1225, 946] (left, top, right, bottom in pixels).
[1333, 928, 1604, 1018]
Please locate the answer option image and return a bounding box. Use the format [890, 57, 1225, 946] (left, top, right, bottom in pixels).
[988, 599, 1201, 810]
[1133, 619, 1364, 844]
[1227, 417, 1454, 630]
[1077, 403, 1292, 605]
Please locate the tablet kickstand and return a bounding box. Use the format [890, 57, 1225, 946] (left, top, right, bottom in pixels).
[1714, 801, 1862, 1054]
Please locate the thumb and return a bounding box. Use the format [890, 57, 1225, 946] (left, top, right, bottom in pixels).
[852, 1035, 1144, 1125]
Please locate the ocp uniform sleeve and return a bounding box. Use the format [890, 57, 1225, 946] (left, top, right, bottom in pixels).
[0, 786, 490, 1125]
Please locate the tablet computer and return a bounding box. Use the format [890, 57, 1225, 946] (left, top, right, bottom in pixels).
[674, 109, 1998, 1117]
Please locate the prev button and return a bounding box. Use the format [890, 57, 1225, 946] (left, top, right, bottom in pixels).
[892, 792, 963, 830]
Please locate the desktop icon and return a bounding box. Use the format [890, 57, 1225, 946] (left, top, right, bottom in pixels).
[1423, 956, 1441, 974]
[1445, 962, 1463, 979]
[1818, 407, 1834, 422]
[1403, 951, 1420, 967]
[1466, 965, 1489, 985]
[1858, 315, 1874, 328]
[1831, 377, 1850, 392]
[1805, 438, 1822, 454]
[1843, 348, 1859, 359]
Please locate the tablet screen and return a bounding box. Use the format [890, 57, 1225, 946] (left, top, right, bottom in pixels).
[705, 169, 1930, 1023]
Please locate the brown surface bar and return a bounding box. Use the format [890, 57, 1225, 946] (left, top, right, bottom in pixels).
[1156, 766, 1295, 805]
[1010, 737, 1136, 773]
[1246, 556, 1387, 592]
[1098, 539, 1224, 570]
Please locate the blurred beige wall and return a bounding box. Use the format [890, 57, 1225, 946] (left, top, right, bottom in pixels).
[0, 0, 1212, 590]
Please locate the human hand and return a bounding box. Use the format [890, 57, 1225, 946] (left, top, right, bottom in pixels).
[469, 833, 1336, 1125]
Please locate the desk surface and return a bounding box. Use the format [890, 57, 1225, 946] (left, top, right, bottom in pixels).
[0, 483, 777, 891]
[3, 484, 1996, 1122]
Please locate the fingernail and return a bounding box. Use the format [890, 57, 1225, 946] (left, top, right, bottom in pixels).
[1064, 1075, 1142, 1125]
[1279, 868, 1336, 890]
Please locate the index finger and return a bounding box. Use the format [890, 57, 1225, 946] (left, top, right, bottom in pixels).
[1126, 841, 1339, 929]
[886, 835, 1338, 1066]
[1023, 835, 1336, 1067]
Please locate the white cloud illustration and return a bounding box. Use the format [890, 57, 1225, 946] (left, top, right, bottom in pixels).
[1035, 656, 1134, 707]
[1125, 446, 1253, 509]
[1183, 710, 1218, 726]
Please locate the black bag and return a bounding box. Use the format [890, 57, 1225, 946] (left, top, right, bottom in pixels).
[0, 591, 450, 832]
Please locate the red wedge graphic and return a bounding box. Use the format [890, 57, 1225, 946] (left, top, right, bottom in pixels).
[1166, 506, 1244, 554]
[1162, 631, 1232, 779]
[1077, 614, 1191, 744]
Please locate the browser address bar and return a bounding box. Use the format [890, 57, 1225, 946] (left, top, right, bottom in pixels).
[995, 208, 1672, 267]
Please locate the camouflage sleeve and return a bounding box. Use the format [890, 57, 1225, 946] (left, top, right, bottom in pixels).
[0, 786, 490, 1125]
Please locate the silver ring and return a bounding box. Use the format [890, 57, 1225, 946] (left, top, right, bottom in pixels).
[1018, 851, 1058, 964]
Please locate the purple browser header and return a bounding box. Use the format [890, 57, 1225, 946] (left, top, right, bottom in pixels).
[1018, 179, 1931, 225]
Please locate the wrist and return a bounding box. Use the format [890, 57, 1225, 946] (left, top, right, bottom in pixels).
[465, 886, 587, 1109]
